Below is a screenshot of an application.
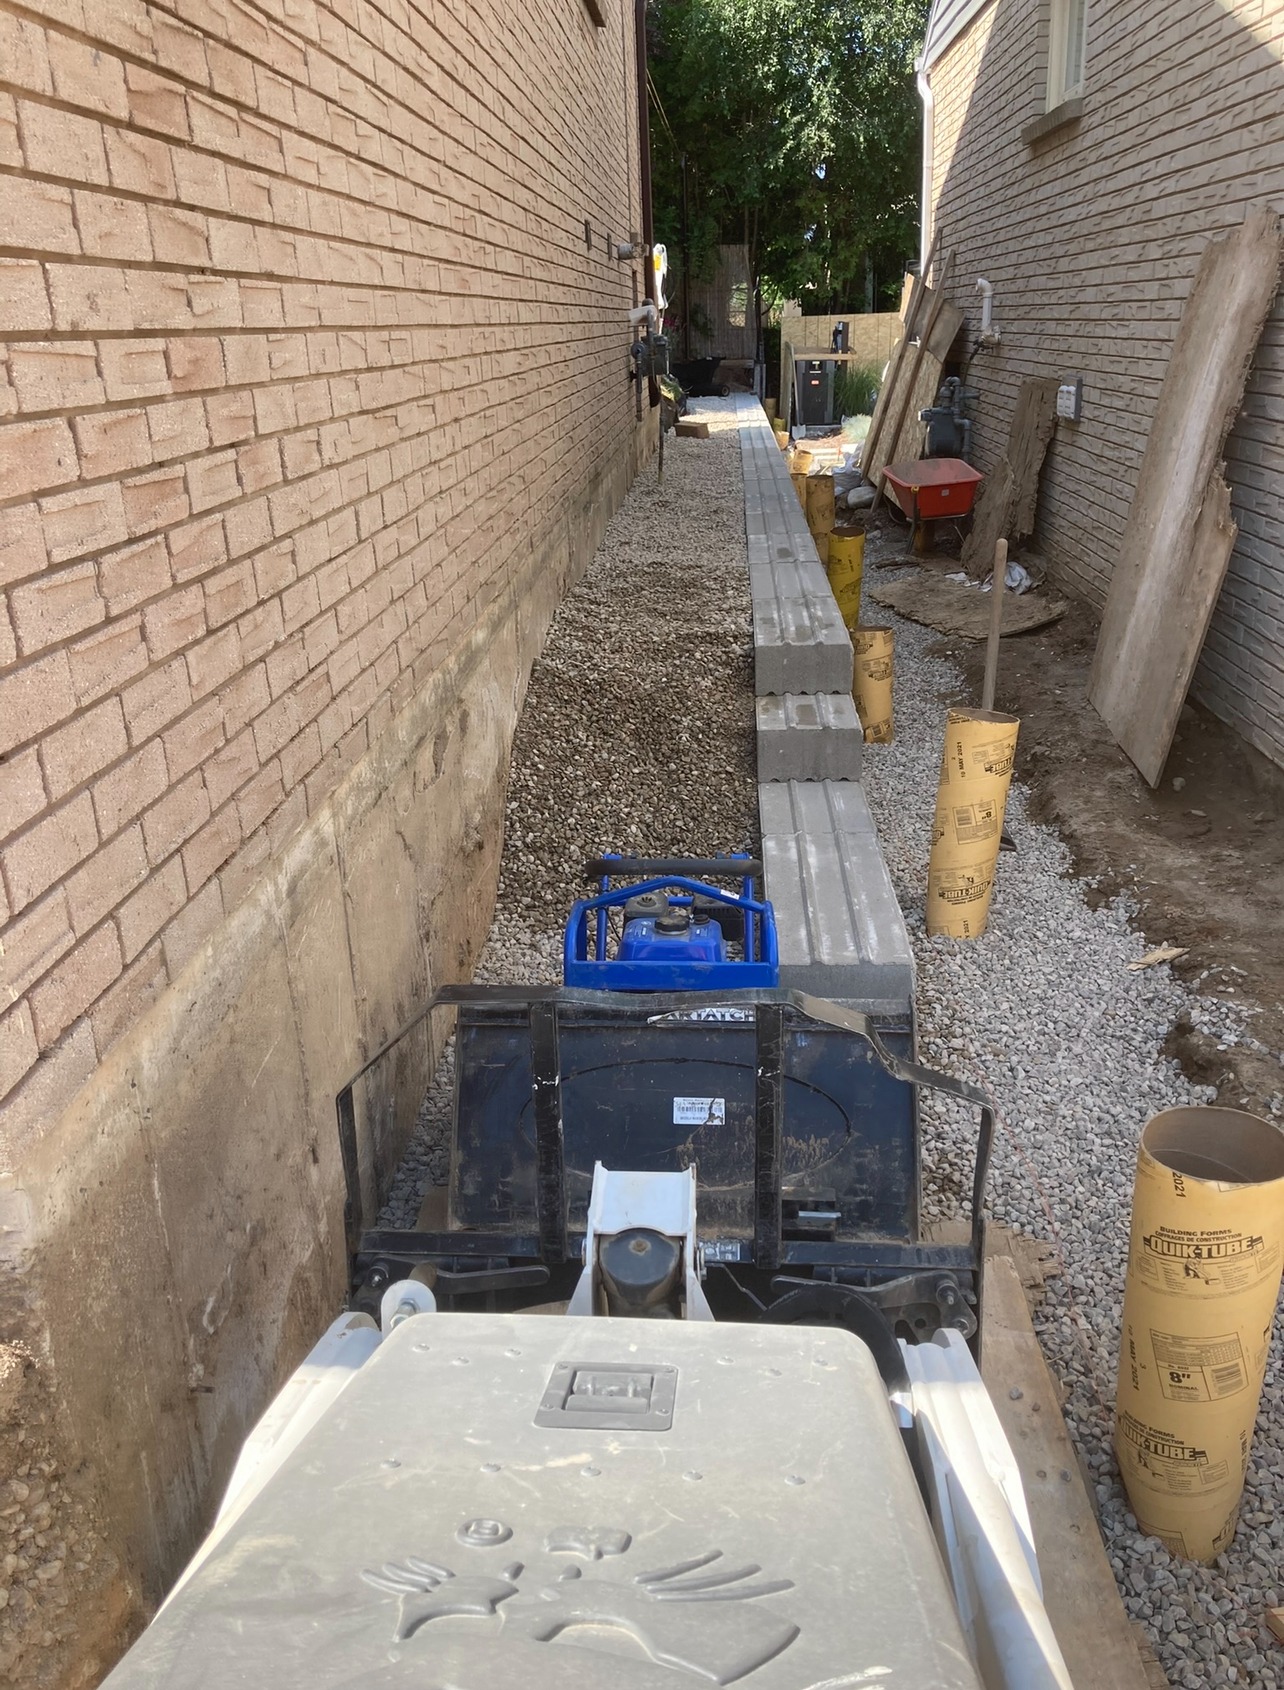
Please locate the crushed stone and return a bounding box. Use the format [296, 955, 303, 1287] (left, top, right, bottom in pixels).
[862, 558, 1284, 1690]
[380, 399, 756, 1227]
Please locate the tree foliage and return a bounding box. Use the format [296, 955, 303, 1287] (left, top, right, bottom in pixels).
[647, 0, 927, 314]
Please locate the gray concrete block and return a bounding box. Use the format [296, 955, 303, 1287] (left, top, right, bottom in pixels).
[736, 399, 852, 696]
[756, 692, 863, 782]
[760, 779, 914, 1013]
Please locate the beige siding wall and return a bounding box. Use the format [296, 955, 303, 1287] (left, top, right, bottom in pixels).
[0, 0, 651, 1674]
[926, 0, 1284, 766]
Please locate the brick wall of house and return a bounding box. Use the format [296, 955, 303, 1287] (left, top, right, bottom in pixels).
[924, 0, 1284, 769]
[1, 0, 649, 1144]
[0, 2, 653, 1672]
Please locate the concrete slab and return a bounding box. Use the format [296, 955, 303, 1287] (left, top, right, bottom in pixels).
[756, 692, 863, 782]
[737, 398, 852, 695]
[760, 779, 914, 1013]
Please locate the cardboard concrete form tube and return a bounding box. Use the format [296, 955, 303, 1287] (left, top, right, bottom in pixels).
[852, 625, 894, 743]
[790, 466, 808, 508]
[827, 531, 865, 628]
[926, 708, 1019, 938]
[1114, 1107, 1284, 1563]
[805, 473, 835, 541]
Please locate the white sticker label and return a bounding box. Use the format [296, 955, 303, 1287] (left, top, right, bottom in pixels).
[673, 1096, 726, 1126]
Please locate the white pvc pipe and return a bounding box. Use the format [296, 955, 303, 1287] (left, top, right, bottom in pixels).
[917, 66, 935, 273]
[975, 278, 997, 341]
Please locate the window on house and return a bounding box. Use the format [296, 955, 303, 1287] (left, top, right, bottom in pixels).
[1047, 0, 1087, 109]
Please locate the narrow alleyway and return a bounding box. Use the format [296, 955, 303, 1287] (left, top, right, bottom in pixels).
[384, 400, 1282, 1689]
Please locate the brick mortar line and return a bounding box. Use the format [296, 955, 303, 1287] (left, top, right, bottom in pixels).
[0, 301, 644, 347]
[0, 330, 632, 512]
[202, 0, 635, 218]
[251, 0, 635, 212]
[1, 446, 628, 964]
[0, 225, 629, 302]
[934, 114, 1284, 211]
[3, 2, 634, 262]
[0, 566, 492, 1090]
[0, 152, 639, 281]
[0, 318, 633, 417]
[1, 402, 637, 777]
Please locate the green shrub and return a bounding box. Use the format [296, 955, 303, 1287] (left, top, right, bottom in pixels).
[834, 360, 882, 420]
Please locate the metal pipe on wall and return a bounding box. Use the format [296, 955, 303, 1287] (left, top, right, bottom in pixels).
[634, 0, 660, 406]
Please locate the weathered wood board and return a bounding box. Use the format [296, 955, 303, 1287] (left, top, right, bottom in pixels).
[863, 290, 965, 485]
[982, 1254, 1165, 1690]
[1009, 377, 1061, 534]
[1088, 207, 1282, 786]
[960, 457, 1015, 580]
[871, 574, 1068, 639]
[863, 246, 939, 471]
[961, 376, 1059, 576]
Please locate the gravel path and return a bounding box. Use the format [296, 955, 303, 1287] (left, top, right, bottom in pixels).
[860, 553, 1283, 1689]
[381, 398, 757, 1225]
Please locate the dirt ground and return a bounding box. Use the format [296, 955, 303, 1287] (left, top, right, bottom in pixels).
[865, 514, 1284, 1119]
[0, 1343, 137, 1689]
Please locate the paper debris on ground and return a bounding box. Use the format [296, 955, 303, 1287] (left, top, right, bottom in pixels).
[1126, 946, 1189, 972]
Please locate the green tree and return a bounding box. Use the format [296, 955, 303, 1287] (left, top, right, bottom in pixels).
[648, 0, 926, 317]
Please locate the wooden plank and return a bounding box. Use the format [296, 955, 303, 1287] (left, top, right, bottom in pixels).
[960, 376, 1058, 576]
[982, 1254, 1163, 1690]
[862, 233, 940, 473]
[867, 254, 959, 501]
[1088, 207, 1282, 787]
[960, 457, 1015, 579]
[981, 538, 1008, 711]
[1009, 377, 1060, 535]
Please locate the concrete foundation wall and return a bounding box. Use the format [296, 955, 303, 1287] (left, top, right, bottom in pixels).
[924, 0, 1284, 768]
[0, 0, 653, 1676]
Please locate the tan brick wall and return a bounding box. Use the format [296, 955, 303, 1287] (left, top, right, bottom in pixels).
[925, 0, 1284, 767]
[1, 0, 650, 1141]
[0, 2, 654, 1673]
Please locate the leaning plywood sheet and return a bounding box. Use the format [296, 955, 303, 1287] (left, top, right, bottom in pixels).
[863, 289, 965, 486]
[1088, 208, 1282, 786]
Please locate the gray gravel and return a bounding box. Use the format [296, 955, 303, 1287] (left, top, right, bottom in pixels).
[380, 399, 757, 1227]
[861, 556, 1284, 1689]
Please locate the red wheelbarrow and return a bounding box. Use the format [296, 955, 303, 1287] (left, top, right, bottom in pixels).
[882, 457, 984, 551]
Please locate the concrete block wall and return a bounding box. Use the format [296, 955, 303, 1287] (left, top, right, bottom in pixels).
[0, 0, 651, 1675]
[924, 0, 1284, 768]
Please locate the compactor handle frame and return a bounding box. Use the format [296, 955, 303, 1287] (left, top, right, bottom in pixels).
[334, 984, 996, 1288]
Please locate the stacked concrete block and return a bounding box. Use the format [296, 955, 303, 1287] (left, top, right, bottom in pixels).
[738, 400, 853, 697]
[759, 779, 914, 1014]
[756, 692, 863, 781]
[738, 398, 858, 784]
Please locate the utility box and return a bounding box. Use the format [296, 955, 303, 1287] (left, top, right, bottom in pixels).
[794, 358, 836, 426]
